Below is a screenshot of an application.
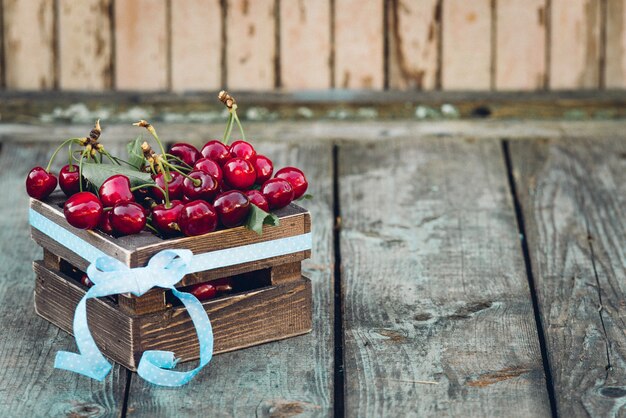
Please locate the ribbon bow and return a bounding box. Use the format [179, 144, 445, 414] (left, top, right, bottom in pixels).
[55, 249, 214, 387]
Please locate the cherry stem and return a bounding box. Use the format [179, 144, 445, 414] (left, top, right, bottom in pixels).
[232, 107, 246, 142]
[145, 223, 159, 234]
[78, 149, 88, 192]
[156, 161, 172, 204]
[46, 138, 81, 172]
[222, 112, 234, 144]
[164, 162, 201, 186]
[165, 153, 192, 169]
[131, 183, 170, 207]
[68, 143, 75, 171]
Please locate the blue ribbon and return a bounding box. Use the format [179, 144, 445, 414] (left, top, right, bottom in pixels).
[54, 249, 213, 387]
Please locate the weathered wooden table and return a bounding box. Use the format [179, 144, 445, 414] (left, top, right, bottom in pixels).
[1, 117, 624, 417]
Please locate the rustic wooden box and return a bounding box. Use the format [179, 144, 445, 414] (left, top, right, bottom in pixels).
[29, 192, 312, 371]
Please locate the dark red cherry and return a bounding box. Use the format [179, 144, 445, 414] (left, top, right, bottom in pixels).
[189, 282, 217, 301]
[194, 158, 223, 185]
[275, 167, 308, 199]
[261, 178, 294, 209]
[253, 155, 273, 184]
[98, 210, 114, 235]
[110, 202, 146, 235]
[201, 140, 231, 166]
[169, 143, 201, 166]
[80, 274, 94, 288]
[214, 190, 250, 227]
[151, 200, 184, 236]
[222, 158, 256, 189]
[244, 189, 269, 212]
[59, 164, 81, 197]
[99, 175, 134, 207]
[229, 140, 256, 162]
[26, 167, 57, 200]
[153, 172, 185, 201]
[178, 200, 217, 236]
[183, 170, 219, 201]
[63, 192, 103, 230]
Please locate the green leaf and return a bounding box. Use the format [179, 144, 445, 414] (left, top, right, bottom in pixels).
[81, 162, 154, 190]
[245, 204, 280, 235]
[297, 193, 314, 201]
[126, 135, 145, 170]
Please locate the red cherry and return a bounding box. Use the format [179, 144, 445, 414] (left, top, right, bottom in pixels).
[80, 274, 94, 288]
[99, 175, 134, 207]
[59, 165, 81, 197]
[244, 189, 269, 212]
[229, 140, 256, 162]
[169, 143, 201, 166]
[189, 282, 217, 301]
[261, 178, 294, 209]
[222, 158, 256, 189]
[63, 192, 103, 229]
[194, 158, 223, 185]
[26, 167, 58, 199]
[214, 190, 251, 227]
[178, 200, 217, 236]
[151, 200, 184, 236]
[153, 172, 185, 201]
[183, 170, 219, 201]
[253, 155, 273, 184]
[201, 140, 231, 166]
[275, 167, 308, 199]
[110, 202, 146, 235]
[98, 210, 114, 235]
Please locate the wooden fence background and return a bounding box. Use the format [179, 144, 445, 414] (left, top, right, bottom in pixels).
[1, 0, 625, 92]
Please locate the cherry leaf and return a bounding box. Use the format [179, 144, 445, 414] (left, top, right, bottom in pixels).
[245, 204, 280, 235]
[126, 135, 145, 170]
[81, 162, 154, 190]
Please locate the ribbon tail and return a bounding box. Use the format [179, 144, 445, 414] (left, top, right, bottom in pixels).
[137, 289, 213, 387]
[54, 292, 112, 381]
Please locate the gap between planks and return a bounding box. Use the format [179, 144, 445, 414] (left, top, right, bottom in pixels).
[332, 144, 345, 417]
[502, 140, 558, 418]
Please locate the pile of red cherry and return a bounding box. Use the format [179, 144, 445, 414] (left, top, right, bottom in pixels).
[26, 128, 308, 238]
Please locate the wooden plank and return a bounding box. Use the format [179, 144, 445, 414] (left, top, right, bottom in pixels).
[0, 145, 126, 416]
[606, 0, 626, 88]
[509, 137, 626, 416]
[2, 0, 55, 90]
[550, 0, 601, 89]
[495, 0, 546, 90]
[225, 0, 275, 90]
[279, 0, 331, 89]
[339, 138, 551, 416]
[114, 0, 168, 90]
[388, 0, 440, 90]
[58, 0, 113, 91]
[170, 0, 222, 92]
[334, 0, 384, 89]
[441, 0, 491, 90]
[125, 140, 334, 416]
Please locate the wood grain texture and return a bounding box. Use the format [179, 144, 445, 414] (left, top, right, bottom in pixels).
[510, 138, 626, 417]
[226, 0, 275, 90]
[441, 0, 491, 90]
[170, 0, 222, 92]
[279, 0, 331, 89]
[58, 0, 113, 91]
[339, 138, 551, 416]
[114, 0, 168, 90]
[550, 0, 601, 89]
[334, 0, 384, 89]
[125, 140, 334, 417]
[495, 0, 546, 90]
[0, 145, 126, 416]
[606, 0, 626, 88]
[388, 0, 440, 90]
[2, 0, 55, 90]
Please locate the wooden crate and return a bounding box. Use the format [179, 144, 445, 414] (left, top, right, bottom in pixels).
[29, 192, 312, 371]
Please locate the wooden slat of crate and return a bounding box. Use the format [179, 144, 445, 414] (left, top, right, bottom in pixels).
[33, 260, 311, 371]
[33, 261, 137, 369]
[30, 193, 311, 270]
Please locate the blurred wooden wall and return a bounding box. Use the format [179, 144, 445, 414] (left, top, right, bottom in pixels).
[1, 0, 625, 92]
